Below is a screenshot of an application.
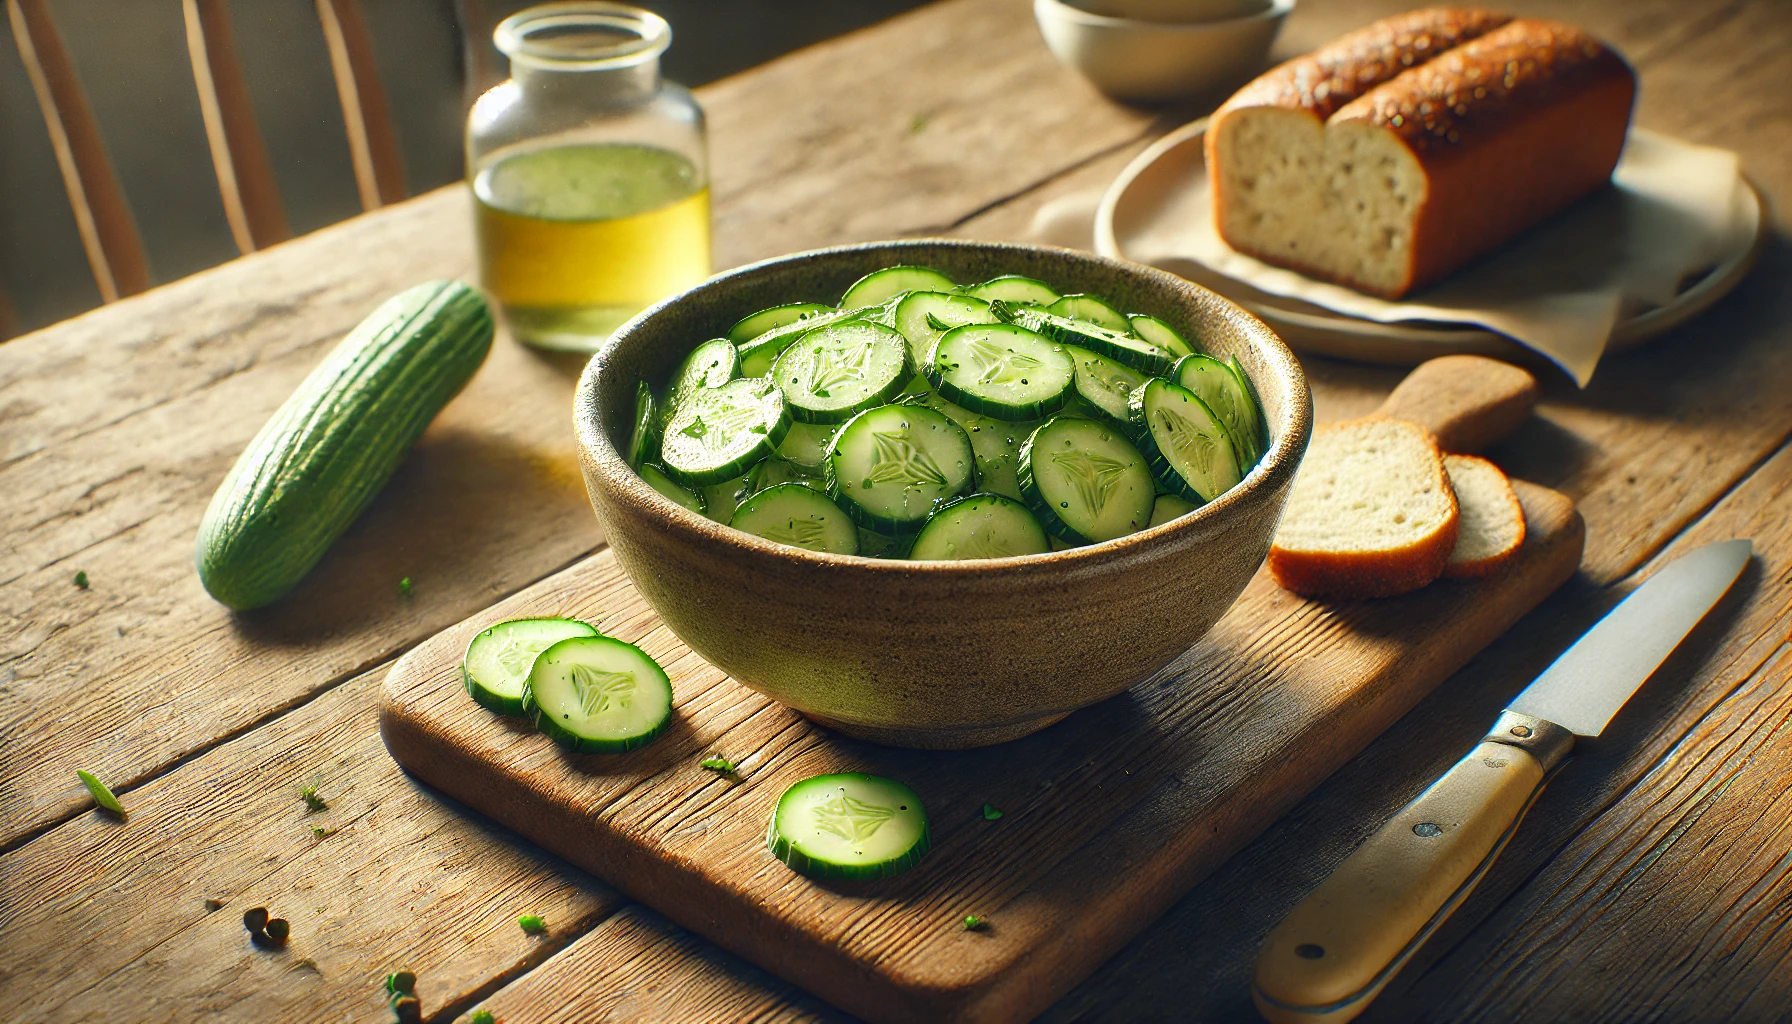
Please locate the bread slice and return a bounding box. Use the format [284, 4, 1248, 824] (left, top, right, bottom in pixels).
[1441, 454, 1525, 578]
[1269, 418, 1458, 599]
[1207, 12, 1635, 298]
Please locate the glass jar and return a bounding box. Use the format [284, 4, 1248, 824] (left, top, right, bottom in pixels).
[468, 2, 710, 352]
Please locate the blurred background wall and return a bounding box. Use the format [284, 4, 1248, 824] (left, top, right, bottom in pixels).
[0, 0, 930, 338]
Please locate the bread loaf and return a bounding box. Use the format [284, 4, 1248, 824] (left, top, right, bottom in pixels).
[1207, 9, 1636, 298]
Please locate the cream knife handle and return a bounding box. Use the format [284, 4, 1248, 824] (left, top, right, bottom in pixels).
[1252, 713, 1574, 1024]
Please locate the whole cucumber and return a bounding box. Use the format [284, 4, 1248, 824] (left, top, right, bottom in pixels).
[196, 280, 494, 610]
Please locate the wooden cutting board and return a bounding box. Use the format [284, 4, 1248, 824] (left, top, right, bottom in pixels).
[381, 478, 1582, 1024]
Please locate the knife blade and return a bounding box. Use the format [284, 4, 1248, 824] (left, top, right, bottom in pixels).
[1252, 539, 1751, 1024]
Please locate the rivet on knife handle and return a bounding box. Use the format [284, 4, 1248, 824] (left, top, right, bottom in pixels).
[1251, 714, 1572, 1024]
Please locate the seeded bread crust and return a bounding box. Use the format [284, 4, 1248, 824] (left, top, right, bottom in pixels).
[1268, 418, 1460, 600]
[1440, 454, 1526, 578]
[1208, 10, 1636, 298]
[1212, 8, 1512, 121]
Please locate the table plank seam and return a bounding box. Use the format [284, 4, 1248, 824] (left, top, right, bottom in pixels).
[908, 122, 1169, 236]
[421, 902, 634, 1024]
[1397, 595, 1792, 1008]
[1627, 0, 1753, 69]
[1409, 641, 1792, 1021]
[1, 540, 611, 857]
[1588, 425, 1792, 589]
[0, 285, 341, 472]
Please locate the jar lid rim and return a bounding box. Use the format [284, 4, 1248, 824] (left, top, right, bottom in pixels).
[495, 2, 671, 70]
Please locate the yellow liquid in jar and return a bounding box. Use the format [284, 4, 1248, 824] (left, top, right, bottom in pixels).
[475, 143, 711, 350]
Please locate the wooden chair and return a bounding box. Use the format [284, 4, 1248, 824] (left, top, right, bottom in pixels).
[2, 0, 408, 339]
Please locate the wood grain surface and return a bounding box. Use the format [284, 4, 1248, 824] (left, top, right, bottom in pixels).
[380, 482, 1581, 1023]
[5, 0, 1792, 1020]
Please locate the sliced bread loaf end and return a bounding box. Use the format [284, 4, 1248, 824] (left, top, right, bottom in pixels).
[1269, 418, 1458, 599]
[1441, 454, 1526, 578]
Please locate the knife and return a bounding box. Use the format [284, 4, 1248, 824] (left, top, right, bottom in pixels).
[1252, 538, 1752, 1024]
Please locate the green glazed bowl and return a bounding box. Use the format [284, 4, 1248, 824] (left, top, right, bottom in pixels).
[575, 239, 1311, 748]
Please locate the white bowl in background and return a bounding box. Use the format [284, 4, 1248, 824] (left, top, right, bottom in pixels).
[1034, 0, 1293, 103]
[1069, 0, 1270, 25]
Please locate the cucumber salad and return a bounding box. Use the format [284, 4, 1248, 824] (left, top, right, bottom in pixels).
[629, 265, 1268, 559]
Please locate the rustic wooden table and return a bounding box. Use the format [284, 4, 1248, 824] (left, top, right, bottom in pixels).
[5, 0, 1790, 1020]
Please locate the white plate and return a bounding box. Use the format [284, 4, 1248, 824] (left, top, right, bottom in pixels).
[1094, 118, 1767, 366]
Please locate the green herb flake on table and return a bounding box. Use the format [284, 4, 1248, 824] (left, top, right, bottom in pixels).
[298, 779, 327, 812]
[76, 769, 123, 814]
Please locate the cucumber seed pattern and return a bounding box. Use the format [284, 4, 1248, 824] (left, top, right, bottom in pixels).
[1049, 449, 1130, 513]
[1090, 362, 1139, 398]
[677, 402, 768, 452]
[568, 664, 636, 717]
[1156, 409, 1219, 477]
[758, 517, 830, 549]
[799, 340, 876, 400]
[962, 337, 1042, 387]
[867, 427, 950, 487]
[492, 634, 539, 680]
[812, 793, 897, 842]
[956, 525, 1022, 559]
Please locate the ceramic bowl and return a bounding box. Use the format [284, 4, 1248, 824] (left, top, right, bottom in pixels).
[575, 239, 1310, 749]
[1034, 0, 1293, 102]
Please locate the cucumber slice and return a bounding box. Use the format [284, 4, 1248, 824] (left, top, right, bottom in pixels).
[659, 378, 791, 487]
[737, 307, 858, 377]
[893, 291, 998, 366]
[772, 320, 909, 424]
[775, 420, 838, 469]
[1046, 293, 1131, 333]
[700, 473, 752, 524]
[825, 404, 976, 532]
[1173, 354, 1259, 471]
[1149, 493, 1199, 527]
[523, 635, 674, 753]
[663, 338, 741, 424]
[730, 483, 860, 555]
[462, 617, 599, 715]
[1019, 417, 1155, 544]
[767, 772, 930, 880]
[1128, 314, 1197, 359]
[1066, 346, 1150, 425]
[840, 265, 956, 310]
[964, 275, 1060, 306]
[627, 381, 658, 470]
[910, 493, 1050, 560]
[907, 389, 1038, 501]
[727, 302, 832, 343]
[927, 323, 1074, 422]
[1128, 377, 1241, 504]
[1228, 354, 1269, 469]
[749, 457, 822, 494]
[640, 463, 707, 514]
[993, 302, 1175, 377]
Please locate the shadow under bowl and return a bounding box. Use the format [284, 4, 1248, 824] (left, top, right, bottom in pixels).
[575, 238, 1311, 748]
